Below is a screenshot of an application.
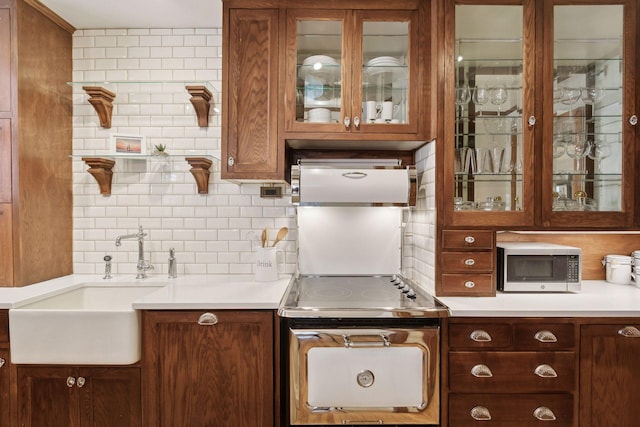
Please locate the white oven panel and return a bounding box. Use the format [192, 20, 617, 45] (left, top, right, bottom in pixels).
[307, 347, 423, 408]
[297, 206, 403, 275]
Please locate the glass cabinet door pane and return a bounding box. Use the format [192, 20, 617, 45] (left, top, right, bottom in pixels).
[296, 20, 343, 124]
[454, 5, 524, 212]
[362, 21, 409, 124]
[552, 5, 624, 212]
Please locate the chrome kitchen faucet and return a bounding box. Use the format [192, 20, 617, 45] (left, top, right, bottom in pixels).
[115, 225, 154, 279]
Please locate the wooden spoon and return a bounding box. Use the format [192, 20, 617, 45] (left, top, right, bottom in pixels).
[261, 228, 268, 248]
[272, 227, 288, 247]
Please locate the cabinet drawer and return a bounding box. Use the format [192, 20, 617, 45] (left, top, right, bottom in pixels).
[0, 311, 6, 343]
[440, 274, 495, 297]
[449, 393, 574, 427]
[449, 322, 512, 349]
[441, 251, 494, 272]
[449, 351, 576, 393]
[442, 230, 494, 250]
[514, 323, 576, 350]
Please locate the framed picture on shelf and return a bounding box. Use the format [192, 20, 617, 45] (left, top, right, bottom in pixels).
[110, 134, 147, 155]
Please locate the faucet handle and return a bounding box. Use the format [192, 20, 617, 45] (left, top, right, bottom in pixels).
[103, 255, 112, 280]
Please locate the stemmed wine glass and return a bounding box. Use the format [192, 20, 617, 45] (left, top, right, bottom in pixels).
[565, 134, 592, 173]
[455, 85, 471, 120]
[587, 135, 612, 173]
[472, 86, 490, 117]
[489, 84, 508, 113]
[582, 87, 605, 105]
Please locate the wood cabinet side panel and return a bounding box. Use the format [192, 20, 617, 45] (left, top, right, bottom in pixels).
[0, 204, 12, 287]
[0, 119, 10, 203]
[0, 8, 9, 113]
[0, 348, 8, 427]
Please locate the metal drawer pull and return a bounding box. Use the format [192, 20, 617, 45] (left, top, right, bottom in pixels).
[534, 330, 558, 343]
[471, 364, 493, 378]
[342, 421, 383, 425]
[534, 364, 558, 378]
[197, 312, 218, 326]
[464, 236, 475, 244]
[618, 326, 640, 338]
[66, 377, 76, 388]
[464, 281, 476, 288]
[0, 358, 5, 368]
[77, 376, 86, 388]
[533, 406, 557, 421]
[342, 334, 390, 348]
[464, 258, 475, 266]
[470, 329, 492, 342]
[470, 406, 492, 421]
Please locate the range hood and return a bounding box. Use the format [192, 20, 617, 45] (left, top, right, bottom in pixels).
[291, 159, 417, 207]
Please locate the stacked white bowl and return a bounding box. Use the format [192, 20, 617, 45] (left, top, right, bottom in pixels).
[308, 108, 331, 123]
[632, 250, 640, 285]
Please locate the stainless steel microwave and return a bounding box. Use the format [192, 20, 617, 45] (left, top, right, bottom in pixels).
[497, 242, 582, 292]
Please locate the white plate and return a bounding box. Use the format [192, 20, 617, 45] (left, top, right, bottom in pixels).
[303, 55, 338, 65]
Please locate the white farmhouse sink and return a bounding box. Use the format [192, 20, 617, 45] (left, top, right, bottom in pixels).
[9, 283, 165, 365]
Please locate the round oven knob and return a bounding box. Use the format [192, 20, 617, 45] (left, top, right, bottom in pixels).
[406, 289, 416, 299]
[401, 284, 411, 293]
[390, 275, 401, 285]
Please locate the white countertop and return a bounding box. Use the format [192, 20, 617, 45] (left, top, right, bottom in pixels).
[437, 280, 640, 317]
[0, 274, 292, 310]
[1, 275, 639, 317]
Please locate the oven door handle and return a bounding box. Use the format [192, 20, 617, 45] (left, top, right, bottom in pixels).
[342, 334, 390, 348]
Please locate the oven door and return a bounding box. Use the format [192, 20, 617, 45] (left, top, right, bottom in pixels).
[289, 327, 439, 425]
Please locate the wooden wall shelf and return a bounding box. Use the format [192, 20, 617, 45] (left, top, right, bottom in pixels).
[75, 82, 216, 129]
[82, 86, 115, 129]
[79, 156, 215, 195]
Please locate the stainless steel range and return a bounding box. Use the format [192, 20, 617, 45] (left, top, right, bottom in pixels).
[279, 160, 448, 426]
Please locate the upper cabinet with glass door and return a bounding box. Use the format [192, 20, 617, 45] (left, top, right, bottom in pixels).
[283, 4, 428, 144]
[542, 0, 636, 228]
[443, 0, 535, 227]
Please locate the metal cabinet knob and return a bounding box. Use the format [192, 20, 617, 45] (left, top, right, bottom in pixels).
[344, 116, 351, 129]
[66, 377, 76, 388]
[534, 364, 558, 378]
[464, 236, 476, 244]
[618, 326, 640, 338]
[0, 358, 5, 368]
[471, 364, 493, 378]
[629, 115, 638, 126]
[528, 115, 536, 126]
[197, 312, 219, 326]
[470, 406, 492, 421]
[77, 376, 86, 388]
[469, 329, 492, 342]
[464, 258, 476, 266]
[227, 156, 235, 167]
[534, 330, 558, 343]
[353, 116, 360, 129]
[464, 281, 476, 289]
[533, 406, 557, 421]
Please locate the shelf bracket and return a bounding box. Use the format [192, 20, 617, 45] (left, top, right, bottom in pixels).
[186, 157, 213, 194]
[82, 157, 116, 195]
[186, 85, 212, 127]
[82, 86, 116, 128]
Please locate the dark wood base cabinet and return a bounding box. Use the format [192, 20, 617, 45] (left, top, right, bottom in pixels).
[579, 323, 640, 427]
[16, 366, 141, 427]
[0, 348, 8, 427]
[142, 310, 275, 427]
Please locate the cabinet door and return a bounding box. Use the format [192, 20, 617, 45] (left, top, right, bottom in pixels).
[0, 349, 9, 427]
[79, 368, 141, 427]
[0, 204, 11, 286]
[0, 119, 10, 203]
[443, 0, 536, 227]
[580, 324, 640, 427]
[284, 7, 424, 139]
[17, 367, 80, 427]
[222, 8, 282, 180]
[0, 8, 10, 113]
[143, 310, 275, 427]
[542, 1, 637, 227]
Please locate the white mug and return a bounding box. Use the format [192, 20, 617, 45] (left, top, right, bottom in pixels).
[255, 247, 282, 282]
[364, 101, 378, 122]
[381, 101, 400, 122]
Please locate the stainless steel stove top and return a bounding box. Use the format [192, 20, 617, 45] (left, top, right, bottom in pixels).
[278, 275, 448, 318]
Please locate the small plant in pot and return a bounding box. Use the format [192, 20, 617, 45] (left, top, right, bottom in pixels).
[154, 144, 168, 156]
